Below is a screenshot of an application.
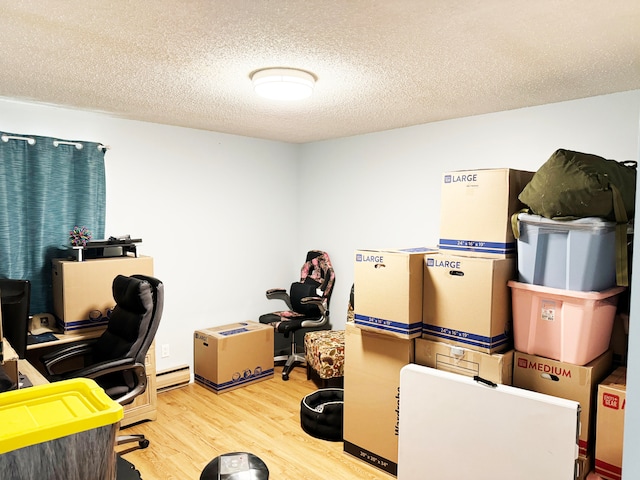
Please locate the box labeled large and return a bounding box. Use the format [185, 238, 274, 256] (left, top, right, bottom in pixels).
[414, 337, 513, 385]
[509, 280, 624, 365]
[354, 247, 436, 338]
[343, 323, 414, 476]
[52, 256, 154, 333]
[194, 321, 274, 394]
[423, 254, 515, 353]
[516, 213, 617, 291]
[595, 367, 626, 480]
[513, 350, 613, 458]
[439, 168, 534, 257]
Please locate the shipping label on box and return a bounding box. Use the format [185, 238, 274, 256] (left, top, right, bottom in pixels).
[52, 256, 154, 333]
[354, 247, 436, 339]
[422, 254, 515, 353]
[595, 367, 626, 480]
[414, 337, 513, 385]
[194, 321, 274, 394]
[343, 323, 414, 475]
[439, 168, 534, 257]
[513, 350, 613, 457]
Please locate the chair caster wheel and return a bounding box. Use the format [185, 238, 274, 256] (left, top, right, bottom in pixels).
[282, 373, 289, 381]
[139, 439, 150, 449]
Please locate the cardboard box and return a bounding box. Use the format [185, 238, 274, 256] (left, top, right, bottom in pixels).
[52, 256, 154, 333]
[343, 323, 414, 476]
[194, 321, 274, 394]
[438, 168, 533, 257]
[354, 247, 436, 338]
[513, 350, 613, 458]
[423, 254, 515, 353]
[414, 337, 513, 385]
[595, 367, 626, 480]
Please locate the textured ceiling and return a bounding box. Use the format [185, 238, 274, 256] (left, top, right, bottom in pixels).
[0, 1, 639, 144]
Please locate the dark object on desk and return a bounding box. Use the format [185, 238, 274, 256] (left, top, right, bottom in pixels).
[259, 250, 335, 381]
[27, 332, 59, 345]
[0, 365, 16, 392]
[41, 274, 163, 452]
[200, 452, 269, 480]
[70, 235, 142, 261]
[117, 455, 143, 480]
[0, 279, 31, 359]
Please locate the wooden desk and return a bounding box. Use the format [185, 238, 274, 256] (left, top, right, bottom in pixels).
[26, 329, 104, 351]
[24, 331, 157, 427]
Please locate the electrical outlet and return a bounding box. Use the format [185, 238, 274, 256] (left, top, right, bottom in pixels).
[161, 344, 170, 358]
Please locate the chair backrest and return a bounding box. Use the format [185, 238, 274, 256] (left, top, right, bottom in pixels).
[92, 274, 163, 365]
[299, 250, 335, 301]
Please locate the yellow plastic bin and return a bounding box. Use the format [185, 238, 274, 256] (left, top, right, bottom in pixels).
[0, 378, 124, 480]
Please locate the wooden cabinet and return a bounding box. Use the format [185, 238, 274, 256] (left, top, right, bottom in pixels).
[121, 342, 157, 426]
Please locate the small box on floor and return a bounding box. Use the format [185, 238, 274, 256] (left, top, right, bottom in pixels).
[354, 247, 436, 339]
[595, 367, 626, 480]
[423, 254, 515, 353]
[439, 168, 534, 257]
[194, 321, 274, 394]
[414, 337, 513, 385]
[343, 323, 414, 476]
[513, 350, 613, 458]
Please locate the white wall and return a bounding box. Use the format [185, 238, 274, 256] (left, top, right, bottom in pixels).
[300, 91, 640, 326]
[0, 98, 301, 373]
[2, 91, 640, 477]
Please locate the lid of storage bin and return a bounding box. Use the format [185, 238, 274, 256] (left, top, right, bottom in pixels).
[0, 378, 123, 454]
[517, 213, 616, 231]
[507, 280, 625, 299]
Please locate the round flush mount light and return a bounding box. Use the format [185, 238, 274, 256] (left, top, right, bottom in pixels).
[251, 67, 315, 101]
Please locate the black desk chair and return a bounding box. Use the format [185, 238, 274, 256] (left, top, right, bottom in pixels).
[42, 274, 163, 450]
[259, 250, 335, 381]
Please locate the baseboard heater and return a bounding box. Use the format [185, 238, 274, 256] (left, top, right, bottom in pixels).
[156, 364, 191, 393]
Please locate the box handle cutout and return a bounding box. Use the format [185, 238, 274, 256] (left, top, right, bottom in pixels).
[541, 373, 560, 382]
[449, 270, 464, 276]
[374, 264, 386, 269]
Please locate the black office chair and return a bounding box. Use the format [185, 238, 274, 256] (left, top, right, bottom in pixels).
[259, 250, 335, 381]
[41, 274, 163, 450]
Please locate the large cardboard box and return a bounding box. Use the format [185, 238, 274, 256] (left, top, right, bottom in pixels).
[52, 256, 154, 333]
[343, 323, 414, 476]
[423, 254, 515, 353]
[414, 337, 513, 385]
[438, 168, 533, 257]
[354, 247, 436, 339]
[513, 350, 613, 458]
[194, 321, 274, 394]
[595, 367, 626, 480]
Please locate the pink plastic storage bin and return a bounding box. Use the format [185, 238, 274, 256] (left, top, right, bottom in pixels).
[508, 280, 625, 365]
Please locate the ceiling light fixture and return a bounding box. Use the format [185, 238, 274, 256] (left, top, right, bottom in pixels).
[251, 68, 315, 101]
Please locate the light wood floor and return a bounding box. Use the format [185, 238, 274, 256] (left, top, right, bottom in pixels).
[117, 367, 391, 480]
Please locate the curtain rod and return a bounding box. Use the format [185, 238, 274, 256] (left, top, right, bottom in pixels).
[1, 134, 110, 151]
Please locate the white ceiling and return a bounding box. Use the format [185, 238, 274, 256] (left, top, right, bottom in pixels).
[0, 1, 639, 144]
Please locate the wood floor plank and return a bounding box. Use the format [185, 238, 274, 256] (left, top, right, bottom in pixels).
[117, 368, 391, 479]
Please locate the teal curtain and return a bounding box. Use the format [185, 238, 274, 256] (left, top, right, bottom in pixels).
[0, 132, 106, 314]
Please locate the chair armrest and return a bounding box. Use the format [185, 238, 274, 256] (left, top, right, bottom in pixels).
[41, 341, 96, 376]
[300, 296, 330, 328]
[61, 359, 148, 406]
[266, 288, 292, 310]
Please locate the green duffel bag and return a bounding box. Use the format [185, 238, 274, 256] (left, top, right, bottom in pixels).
[518, 148, 637, 286]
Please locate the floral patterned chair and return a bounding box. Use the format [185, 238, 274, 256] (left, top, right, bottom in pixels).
[259, 250, 335, 381]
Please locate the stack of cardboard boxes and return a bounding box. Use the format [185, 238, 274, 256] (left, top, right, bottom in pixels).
[344, 168, 628, 478]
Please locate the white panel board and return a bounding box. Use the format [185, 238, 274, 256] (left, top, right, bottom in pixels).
[398, 364, 579, 480]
